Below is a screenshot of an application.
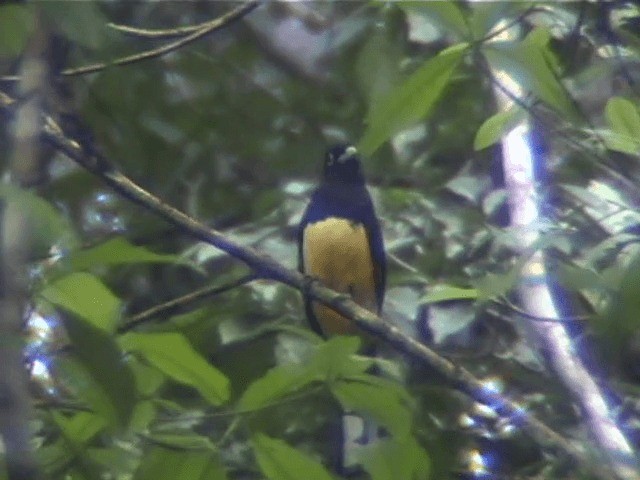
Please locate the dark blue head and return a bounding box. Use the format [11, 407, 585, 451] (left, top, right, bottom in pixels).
[322, 144, 365, 185]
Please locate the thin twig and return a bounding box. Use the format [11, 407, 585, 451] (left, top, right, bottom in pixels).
[119, 273, 257, 333]
[494, 297, 589, 323]
[107, 20, 208, 39]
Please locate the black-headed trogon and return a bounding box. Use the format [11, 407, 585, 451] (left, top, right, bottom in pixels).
[298, 144, 385, 337]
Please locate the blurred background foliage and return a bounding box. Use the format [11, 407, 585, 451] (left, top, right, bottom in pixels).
[2, 1, 640, 479]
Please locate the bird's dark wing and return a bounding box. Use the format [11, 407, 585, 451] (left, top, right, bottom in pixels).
[365, 213, 386, 313]
[298, 190, 324, 335]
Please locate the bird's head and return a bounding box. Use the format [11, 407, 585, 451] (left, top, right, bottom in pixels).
[322, 144, 365, 185]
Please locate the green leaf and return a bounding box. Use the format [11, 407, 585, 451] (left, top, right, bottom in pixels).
[473, 269, 519, 301]
[597, 129, 640, 155]
[253, 434, 334, 480]
[360, 436, 430, 480]
[133, 448, 227, 480]
[605, 97, 640, 142]
[130, 401, 156, 433]
[472, 251, 536, 301]
[41, 272, 121, 333]
[238, 336, 369, 411]
[39, 438, 76, 474]
[306, 336, 372, 378]
[0, 5, 33, 55]
[129, 357, 166, 397]
[237, 362, 318, 411]
[583, 233, 639, 268]
[85, 447, 132, 478]
[0, 184, 79, 255]
[331, 375, 413, 438]
[420, 284, 479, 304]
[70, 237, 189, 270]
[359, 43, 467, 155]
[483, 28, 579, 121]
[144, 433, 214, 451]
[52, 411, 107, 445]
[557, 263, 606, 292]
[119, 333, 230, 406]
[56, 318, 136, 428]
[596, 247, 640, 358]
[474, 107, 524, 150]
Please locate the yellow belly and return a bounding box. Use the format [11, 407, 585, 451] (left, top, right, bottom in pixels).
[303, 217, 378, 335]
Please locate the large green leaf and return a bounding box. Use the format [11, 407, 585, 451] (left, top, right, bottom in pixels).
[605, 97, 640, 148]
[359, 43, 467, 155]
[51, 411, 107, 445]
[39, 438, 76, 476]
[331, 375, 413, 438]
[600, 249, 640, 341]
[49, 411, 110, 479]
[119, 332, 230, 406]
[360, 436, 430, 480]
[557, 263, 607, 293]
[237, 336, 370, 411]
[471, 250, 541, 301]
[143, 433, 215, 451]
[306, 336, 372, 379]
[69, 237, 189, 270]
[0, 4, 33, 55]
[0, 185, 79, 255]
[252, 434, 334, 480]
[483, 28, 579, 121]
[129, 400, 157, 433]
[56, 318, 136, 428]
[237, 362, 318, 411]
[129, 356, 166, 397]
[133, 447, 227, 480]
[597, 129, 640, 156]
[420, 284, 479, 304]
[474, 107, 525, 150]
[41, 272, 121, 333]
[85, 447, 133, 478]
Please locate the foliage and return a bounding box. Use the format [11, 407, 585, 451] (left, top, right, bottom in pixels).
[1, 1, 640, 479]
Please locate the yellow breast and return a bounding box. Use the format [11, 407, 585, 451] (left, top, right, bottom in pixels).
[303, 217, 378, 335]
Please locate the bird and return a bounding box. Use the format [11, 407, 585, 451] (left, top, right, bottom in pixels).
[298, 144, 385, 337]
